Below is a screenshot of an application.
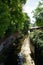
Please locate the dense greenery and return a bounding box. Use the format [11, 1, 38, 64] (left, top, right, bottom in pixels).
[30, 1, 43, 65]
[0, 1, 10, 38]
[0, 0, 30, 38]
[33, 1, 43, 26]
[30, 30, 43, 65]
[30, 30, 43, 52]
[0, 0, 43, 65]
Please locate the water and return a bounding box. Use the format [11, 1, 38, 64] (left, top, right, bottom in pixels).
[20, 35, 35, 65]
[17, 52, 23, 65]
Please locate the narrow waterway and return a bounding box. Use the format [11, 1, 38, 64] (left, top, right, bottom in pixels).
[2, 35, 35, 65]
[20, 35, 35, 65]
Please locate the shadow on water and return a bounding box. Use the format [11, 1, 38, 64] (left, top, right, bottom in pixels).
[4, 45, 18, 65]
[35, 48, 43, 65]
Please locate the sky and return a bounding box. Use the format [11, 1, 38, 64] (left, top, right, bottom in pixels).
[23, 0, 40, 23]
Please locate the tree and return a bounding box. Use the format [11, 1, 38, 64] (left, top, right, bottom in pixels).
[33, 1, 43, 26]
[22, 13, 30, 34]
[0, 1, 10, 38]
[0, 0, 30, 38]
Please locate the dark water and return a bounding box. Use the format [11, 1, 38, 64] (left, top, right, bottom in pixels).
[17, 53, 23, 65]
[4, 46, 18, 65]
[3, 45, 23, 65]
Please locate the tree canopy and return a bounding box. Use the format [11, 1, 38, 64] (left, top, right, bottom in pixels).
[0, 0, 30, 38]
[33, 1, 43, 26]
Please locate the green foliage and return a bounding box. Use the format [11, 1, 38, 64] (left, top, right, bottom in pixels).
[33, 1, 43, 26]
[30, 30, 43, 64]
[0, 0, 30, 38]
[22, 13, 30, 34]
[30, 30, 43, 46]
[20, 0, 26, 4]
[0, 2, 10, 38]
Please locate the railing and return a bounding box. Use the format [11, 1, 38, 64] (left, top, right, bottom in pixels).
[29, 26, 43, 32]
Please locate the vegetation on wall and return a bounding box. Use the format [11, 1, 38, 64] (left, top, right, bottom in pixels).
[30, 1, 43, 65]
[30, 30, 43, 65]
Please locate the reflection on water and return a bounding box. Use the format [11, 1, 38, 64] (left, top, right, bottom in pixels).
[17, 52, 23, 65]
